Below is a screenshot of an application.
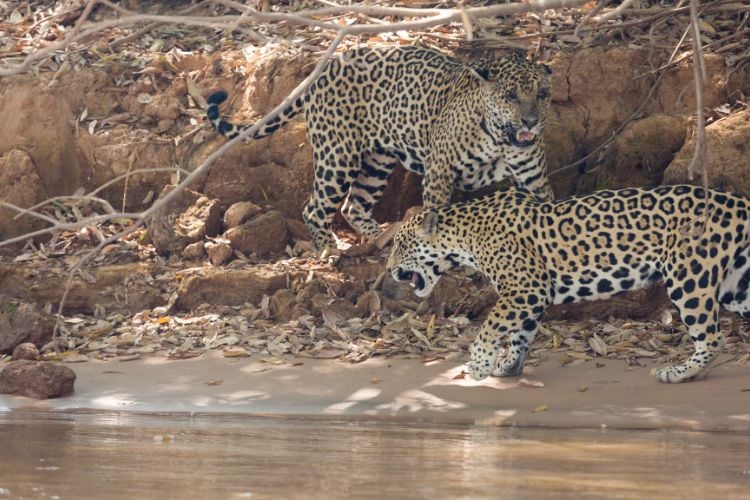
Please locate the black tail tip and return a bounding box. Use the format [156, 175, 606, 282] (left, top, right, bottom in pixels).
[207, 91, 228, 106]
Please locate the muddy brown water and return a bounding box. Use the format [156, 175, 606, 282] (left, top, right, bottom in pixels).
[2, 412, 750, 499]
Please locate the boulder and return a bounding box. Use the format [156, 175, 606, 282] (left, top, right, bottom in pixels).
[206, 240, 233, 265]
[0, 360, 76, 399]
[147, 186, 221, 255]
[182, 241, 206, 260]
[223, 201, 262, 229]
[224, 210, 289, 257]
[0, 295, 54, 354]
[12, 342, 40, 361]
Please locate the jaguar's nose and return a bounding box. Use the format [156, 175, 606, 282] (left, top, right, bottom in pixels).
[522, 114, 538, 129]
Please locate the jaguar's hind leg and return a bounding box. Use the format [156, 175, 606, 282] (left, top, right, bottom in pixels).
[719, 245, 750, 318]
[658, 263, 725, 383]
[341, 151, 398, 239]
[304, 142, 360, 251]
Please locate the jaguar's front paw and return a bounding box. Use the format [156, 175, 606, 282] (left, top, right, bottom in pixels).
[468, 336, 500, 381]
[468, 359, 492, 380]
[491, 355, 524, 377]
[653, 363, 698, 383]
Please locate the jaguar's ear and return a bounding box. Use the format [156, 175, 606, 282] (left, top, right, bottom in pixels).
[419, 210, 440, 238]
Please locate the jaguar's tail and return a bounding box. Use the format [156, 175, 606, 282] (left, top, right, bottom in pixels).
[205, 91, 304, 140]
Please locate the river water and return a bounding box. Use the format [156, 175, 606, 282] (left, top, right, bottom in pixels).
[1, 412, 749, 499]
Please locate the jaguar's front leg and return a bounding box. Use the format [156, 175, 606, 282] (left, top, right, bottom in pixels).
[421, 157, 456, 208]
[468, 298, 545, 380]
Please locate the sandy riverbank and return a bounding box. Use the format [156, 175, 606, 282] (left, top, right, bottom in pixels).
[1, 353, 749, 431]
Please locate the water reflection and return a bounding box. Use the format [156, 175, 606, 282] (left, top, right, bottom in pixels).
[0, 412, 748, 499]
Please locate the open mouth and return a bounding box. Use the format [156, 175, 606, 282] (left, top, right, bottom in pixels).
[508, 127, 537, 147]
[397, 267, 426, 291]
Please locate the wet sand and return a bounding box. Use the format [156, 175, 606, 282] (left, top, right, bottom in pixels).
[1, 352, 749, 430]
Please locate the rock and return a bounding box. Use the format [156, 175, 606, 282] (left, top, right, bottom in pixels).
[224, 210, 289, 257]
[183, 241, 206, 260]
[663, 108, 750, 196]
[0, 295, 54, 354]
[147, 186, 222, 255]
[270, 288, 304, 322]
[206, 240, 233, 265]
[223, 201, 262, 229]
[286, 217, 312, 242]
[12, 342, 39, 361]
[157, 119, 174, 133]
[176, 267, 301, 310]
[0, 360, 76, 399]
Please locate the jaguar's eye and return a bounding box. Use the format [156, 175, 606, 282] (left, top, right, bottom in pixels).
[538, 88, 549, 100]
[506, 89, 518, 102]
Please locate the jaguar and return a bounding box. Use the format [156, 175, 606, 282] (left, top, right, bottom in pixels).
[206, 45, 554, 250]
[387, 184, 750, 383]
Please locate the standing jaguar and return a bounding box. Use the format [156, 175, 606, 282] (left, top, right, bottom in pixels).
[387, 184, 750, 383]
[206, 45, 554, 251]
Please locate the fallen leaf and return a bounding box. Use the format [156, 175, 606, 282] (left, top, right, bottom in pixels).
[168, 351, 202, 360]
[588, 334, 608, 357]
[452, 371, 467, 380]
[531, 404, 548, 413]
[222, 347, 250, 358]
[659, 309, 673, 326]
[519, 377, 545, 388]
[204, 380, 224, 386]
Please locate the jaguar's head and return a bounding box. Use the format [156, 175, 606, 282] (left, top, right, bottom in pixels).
[387, 210, 458, 298]
[472, 52, 552, 148]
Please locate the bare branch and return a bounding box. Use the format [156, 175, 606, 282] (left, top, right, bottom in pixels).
[593, 0, 636, 24]
[686, 0, 707, 185]
[1, 0, 590, 77]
